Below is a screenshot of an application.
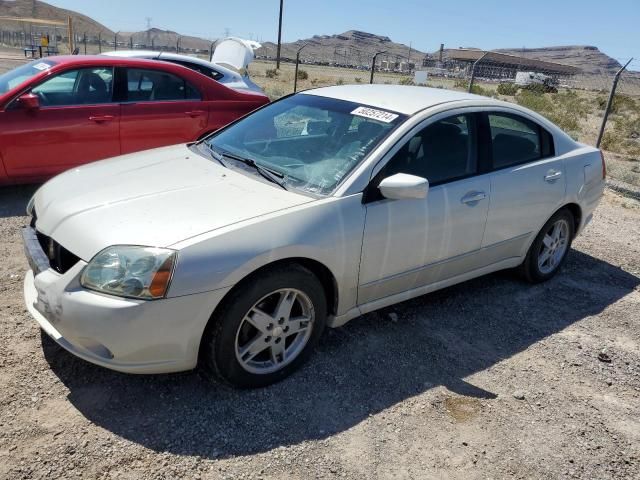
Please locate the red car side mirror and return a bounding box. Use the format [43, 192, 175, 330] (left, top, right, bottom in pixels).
[17, 93, 40, 110]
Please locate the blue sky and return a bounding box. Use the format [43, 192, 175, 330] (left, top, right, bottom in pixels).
[47, 0, 638, 65]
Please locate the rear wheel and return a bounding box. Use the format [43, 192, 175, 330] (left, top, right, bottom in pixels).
[519, 209, 574, 283]
[201, 265, 327, 388]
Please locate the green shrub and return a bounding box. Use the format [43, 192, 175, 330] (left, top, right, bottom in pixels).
[525, 83, 553, 94]
[453, 78, 468, 90]
[497, 82, 519, 96]
[596, 96, 608, 110]
[336, 78, 344, 86]
[296, 69, 308, 80]
[470, 84, 494, 98]
[265, 86, 285, 100]
[611, 94, 638, 115]
[516, 90, 554, 113]
[354, 77, 362, 83]
[265, 68, 279, 78]
[399, 76, 414, 86]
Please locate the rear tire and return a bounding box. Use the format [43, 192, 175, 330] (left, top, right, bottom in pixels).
[200, 264, 327, 388]
[519, 209, 574, 283]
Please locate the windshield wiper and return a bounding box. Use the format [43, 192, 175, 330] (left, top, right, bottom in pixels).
[220, 151, 288, 190]
[200, 142, 228, 168]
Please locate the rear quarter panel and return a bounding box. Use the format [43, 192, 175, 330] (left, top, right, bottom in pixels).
[562, 145, 605, 234]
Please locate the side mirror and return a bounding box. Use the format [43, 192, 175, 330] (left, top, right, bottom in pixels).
[17, 93, 40, 110]
[378, 173, 429, 200]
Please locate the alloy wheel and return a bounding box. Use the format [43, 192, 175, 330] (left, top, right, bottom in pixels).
[234, 288, 315, 375]
[537, 218, 570, 275]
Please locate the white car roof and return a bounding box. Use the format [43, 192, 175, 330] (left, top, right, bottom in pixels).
[302, 85, 486, 115]
[103, 50, 240, 77]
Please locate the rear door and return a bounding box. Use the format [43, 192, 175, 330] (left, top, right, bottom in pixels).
[0, 66, 120, 179]
[119, 67, 207, 153]
[481, 111, 565, 254]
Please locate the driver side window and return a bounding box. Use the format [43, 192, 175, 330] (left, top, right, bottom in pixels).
[378, 113, 478, 186]
[32, 67, 114, 107]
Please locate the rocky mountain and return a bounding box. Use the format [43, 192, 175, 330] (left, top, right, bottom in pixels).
[0, 1, 628, 75]
[257, 30, 426, 66]
[494, 46, 623, 75]
[0, 0, 113, 37]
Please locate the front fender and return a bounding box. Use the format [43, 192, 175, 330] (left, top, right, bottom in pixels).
[168, 194, 366, 317]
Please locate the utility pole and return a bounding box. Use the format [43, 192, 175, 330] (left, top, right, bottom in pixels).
[67, 16, 74, 53]
[145, 17, 151, 47]
[276, 0, 283, 69]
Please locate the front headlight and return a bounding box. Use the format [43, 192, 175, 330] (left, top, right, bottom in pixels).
[80, 246, 177, 300]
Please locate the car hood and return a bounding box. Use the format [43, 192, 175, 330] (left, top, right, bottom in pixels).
[33, 144, 313, 261]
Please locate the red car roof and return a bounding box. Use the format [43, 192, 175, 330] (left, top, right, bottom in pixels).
[1, 55, 267, 105]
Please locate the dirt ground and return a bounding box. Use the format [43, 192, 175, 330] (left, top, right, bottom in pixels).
[1, 184, 639, 480]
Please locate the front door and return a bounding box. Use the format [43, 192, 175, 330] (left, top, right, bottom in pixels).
[0, 67, 120, 180]
[119, 67, 207, 154]
[358, 112, 490, 305]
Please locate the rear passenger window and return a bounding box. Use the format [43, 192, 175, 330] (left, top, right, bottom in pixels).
[126, 68, 201, 102]
[488, 113, 554, 169]
[378, 114, 477, 185]
[168, 60, 224, 81]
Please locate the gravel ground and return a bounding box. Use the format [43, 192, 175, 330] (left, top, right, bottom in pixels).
[0, 185, 639, 480]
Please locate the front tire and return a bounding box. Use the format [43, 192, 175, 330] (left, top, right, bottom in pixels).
[519, 209, 575, 283]
[201, 265, 327, 388]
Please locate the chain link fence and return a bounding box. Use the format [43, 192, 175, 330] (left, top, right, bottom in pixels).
[0, 31, 637, 189]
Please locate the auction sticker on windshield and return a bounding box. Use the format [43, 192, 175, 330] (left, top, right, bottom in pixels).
[351, 106, 399, 123]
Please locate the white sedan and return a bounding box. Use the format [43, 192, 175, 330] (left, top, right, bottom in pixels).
[23, 85, 605, 388]
[103, 50, 263, 93]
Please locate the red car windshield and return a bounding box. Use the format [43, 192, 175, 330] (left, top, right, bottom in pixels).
[0, 59, 56, 95]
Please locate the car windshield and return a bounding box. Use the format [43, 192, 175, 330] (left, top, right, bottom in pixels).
[206, 94, 406, 195]
[0, 59, 56, 95]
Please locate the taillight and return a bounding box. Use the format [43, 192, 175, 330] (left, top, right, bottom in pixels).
[600, 151, 606, 179]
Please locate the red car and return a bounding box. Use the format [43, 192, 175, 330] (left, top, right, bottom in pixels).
[0, 55, 269, 185]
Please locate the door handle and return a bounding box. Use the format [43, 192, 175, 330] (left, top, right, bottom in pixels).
[185, 110, 206, 118]
[461, 191, 487, 205]
[544, 170, 563, 182]
[89, 115, 115, 123]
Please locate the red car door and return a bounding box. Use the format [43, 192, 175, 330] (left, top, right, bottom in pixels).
[0, 66, 120, 180]
[119, 67, 208, 153]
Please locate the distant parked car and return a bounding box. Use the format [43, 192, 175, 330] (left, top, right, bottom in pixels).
[23, 85, 605, 388]
[104, 37, 264, 94]
[515, 71, 559, 93]
[103, 51, 264, 94]
[0, 55, 269, 185]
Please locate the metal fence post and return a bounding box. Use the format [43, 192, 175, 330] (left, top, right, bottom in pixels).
[293, 43, 308, 93]
[129, 36, 133, 49]
[114, 33, 117, 51]
[596, 58, 633, 148]
[370, 51, 387, 84]
[276, 0, 283, 69]
[468, 51, 489, 93]
[98, 32, 101, 53]
[209, 40, 216, 60]
[83, 33, 87, 54]
[176, 36, 180, 53]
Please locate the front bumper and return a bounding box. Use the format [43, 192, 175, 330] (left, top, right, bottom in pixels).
[22, 228, 231, 374]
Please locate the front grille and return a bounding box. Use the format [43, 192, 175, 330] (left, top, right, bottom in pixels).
[34, 228, 81, 275]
